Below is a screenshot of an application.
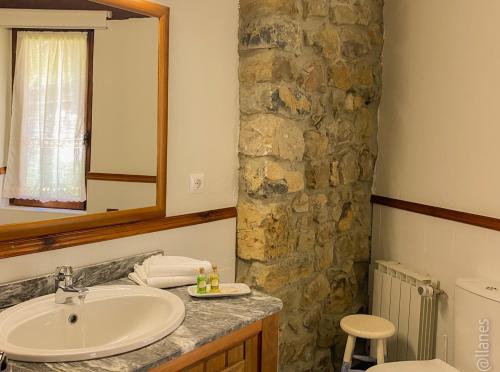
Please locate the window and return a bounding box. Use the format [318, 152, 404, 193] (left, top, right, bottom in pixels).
[3, 30, 93, 210]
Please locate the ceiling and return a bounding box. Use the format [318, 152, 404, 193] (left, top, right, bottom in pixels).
[0, 0, 148, 20]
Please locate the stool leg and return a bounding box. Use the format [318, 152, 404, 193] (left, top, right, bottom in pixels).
[341, 335, 356, 372]
[376, 339, 385, 364]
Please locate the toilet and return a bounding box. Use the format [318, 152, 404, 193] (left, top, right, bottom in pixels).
[367, 278, 500, 372]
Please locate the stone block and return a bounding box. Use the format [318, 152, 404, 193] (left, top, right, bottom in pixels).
[302, 273, 330, 307]
[241, 158, 304, 197]
[315, 243, 334, 270]
[329, 62, 352, 90]
[292, 192, 310, 212]
[340, 150, 360, 184]
[298, 62, 326, 93]
[273, 84, 312, 117]
[337, 202, 354, 231]
[333, 235, 355, 272]
[305, 160, 330, 189]
[304, 130, 329, 159]
[240, 50, 292, 83]
[316, 222, 334, 246]
[327, 116, 355, 146]
[331, 5, 359, 24]
[249, 258, 314, 292]
[297, 228, 316, 252]
[339, 27, 370, 60]
[240, 18, 302, 54]
[324, 277, 355, 314]
[303, 303, 322, 329]
[330, 150, 360, 187]
[317, 317, 338, 347]
[237, 201, 292, 261]
[239, 115, 305, 161]
[240, 0, 301, 20]
[240, 83, 312, 119]
[310, 193, 329, 223]
[351, 62, 375, 88]
[304, 23, 341, 60]
[303, 0, 329, 18]
[359, 147, 376, 181]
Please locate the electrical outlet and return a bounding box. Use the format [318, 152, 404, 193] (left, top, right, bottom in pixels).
[189, 173, 204, 192]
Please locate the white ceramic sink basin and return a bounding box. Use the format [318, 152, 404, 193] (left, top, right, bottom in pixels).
[0, 285, 185, 362]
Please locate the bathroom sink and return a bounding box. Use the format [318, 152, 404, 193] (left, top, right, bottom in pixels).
[0, 285, 185, 362]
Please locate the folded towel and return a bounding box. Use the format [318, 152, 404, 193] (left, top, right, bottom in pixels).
[146, 255, 201, 264]
[129, 255, 212, 289]
[128, 272, 196, 288]
[128, 272, 147, 287]
[134, 264, 148, 281]
[142, 255, 212, 278]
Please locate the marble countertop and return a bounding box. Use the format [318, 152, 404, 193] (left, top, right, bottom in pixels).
[8, 278, 283, 372]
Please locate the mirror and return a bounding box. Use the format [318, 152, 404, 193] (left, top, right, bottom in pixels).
[0, 1, 161, 227]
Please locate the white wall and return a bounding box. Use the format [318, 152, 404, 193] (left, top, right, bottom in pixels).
[162, 0, 239, 216]
[0, 207, 70, 224]
[0, 218, 236, 283]
[375, 0, 500, 217]
[373, 0, 500, 365]
[89, 17, 159, 212]
[0, 0, 239, 283]
[91, 18, 158, 176]
[86, 181, 156, 212]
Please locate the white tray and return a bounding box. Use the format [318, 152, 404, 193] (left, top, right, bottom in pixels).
[187, 283, 251, 298]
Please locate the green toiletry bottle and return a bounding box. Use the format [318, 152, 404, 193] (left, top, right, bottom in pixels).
[197, 267, 207, 294]
[210, 265, 220, 293]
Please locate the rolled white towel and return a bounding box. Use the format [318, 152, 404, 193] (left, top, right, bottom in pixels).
[134, 264, 148, 281]
[128, 272, 196, 289]
[142, 255, 212, 278]
[128, 272, 147, 287]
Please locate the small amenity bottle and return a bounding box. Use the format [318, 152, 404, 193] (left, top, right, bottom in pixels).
[210, 265, 220, 293]
[197, 267, 207, 294]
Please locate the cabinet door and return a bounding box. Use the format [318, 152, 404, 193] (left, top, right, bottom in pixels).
[183, 337, 260, 372]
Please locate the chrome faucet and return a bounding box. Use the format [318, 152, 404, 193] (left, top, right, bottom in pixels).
[0, 351, 7, 371]
[54, 266, 88, 305]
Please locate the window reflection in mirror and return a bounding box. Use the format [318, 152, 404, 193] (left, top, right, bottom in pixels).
[0, 5, 158, 225]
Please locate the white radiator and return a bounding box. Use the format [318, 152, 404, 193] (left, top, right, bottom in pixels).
[371, 260, 438, 362]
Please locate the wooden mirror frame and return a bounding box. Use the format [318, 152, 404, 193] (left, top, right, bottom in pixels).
[0, 0, 170, 257]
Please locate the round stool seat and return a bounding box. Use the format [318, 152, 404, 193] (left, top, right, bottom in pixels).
[341, 314, 395, 339]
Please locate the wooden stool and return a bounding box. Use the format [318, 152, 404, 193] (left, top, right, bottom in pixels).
[340, 314, 395, 371]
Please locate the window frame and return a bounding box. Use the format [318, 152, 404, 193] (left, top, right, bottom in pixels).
[9, 28, 94, 211]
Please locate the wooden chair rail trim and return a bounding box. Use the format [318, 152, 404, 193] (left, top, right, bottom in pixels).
[0, 207, 236, 259]
[0, 167, 6, 175]
[87, 172, 157, 183]
[371, 195, 500, 232]
[150, 320, 263, 372]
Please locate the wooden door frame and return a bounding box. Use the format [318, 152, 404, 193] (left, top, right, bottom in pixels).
[0, 0, 170, 253]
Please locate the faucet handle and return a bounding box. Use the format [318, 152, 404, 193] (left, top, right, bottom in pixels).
[55, 266, 74, 287]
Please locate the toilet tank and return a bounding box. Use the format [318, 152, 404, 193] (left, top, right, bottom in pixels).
[454, 278, 500, 372]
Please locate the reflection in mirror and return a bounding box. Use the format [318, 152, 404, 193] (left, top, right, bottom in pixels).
[0, 2, 158, 225]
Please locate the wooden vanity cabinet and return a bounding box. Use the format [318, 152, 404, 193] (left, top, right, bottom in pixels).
[151, 314, 279, 372]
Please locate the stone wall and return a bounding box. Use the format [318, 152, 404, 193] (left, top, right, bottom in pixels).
[237, 0, 383, 370]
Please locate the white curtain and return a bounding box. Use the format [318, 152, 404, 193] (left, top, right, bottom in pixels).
[3, 31, 88, 203]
